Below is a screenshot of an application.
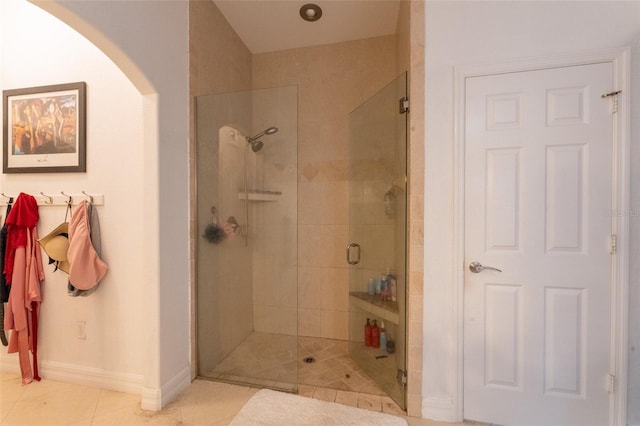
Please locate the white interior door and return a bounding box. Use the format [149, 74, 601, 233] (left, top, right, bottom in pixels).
[464, 62, 614, 426]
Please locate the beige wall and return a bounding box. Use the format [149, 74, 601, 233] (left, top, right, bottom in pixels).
[253, 36, 397, 340]
[189, 1, 253, 96]
[399, 0, 426, 418]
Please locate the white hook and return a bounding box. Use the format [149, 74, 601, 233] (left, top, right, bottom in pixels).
[61, 191, 73, 205]
[82, 191, 94, 203]
[39, 192, 53, 204]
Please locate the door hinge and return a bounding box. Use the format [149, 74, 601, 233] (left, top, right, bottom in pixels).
[610, 234, 617, 255]
[397, 369, 407, 386]
[607, 374, 616, 394]
[399, 97, 409, 114]
[601, 90, 621, 114]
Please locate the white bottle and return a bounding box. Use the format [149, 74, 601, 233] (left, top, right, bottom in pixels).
[375, 274, 383, 296]
[387, 268, 397, 302]
[382, 267, 392, 301]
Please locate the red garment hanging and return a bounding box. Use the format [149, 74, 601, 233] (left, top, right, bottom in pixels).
[3, 193, 44, 384]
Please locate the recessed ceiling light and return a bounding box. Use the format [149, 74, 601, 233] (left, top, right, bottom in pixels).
[300, 3, 322, 22]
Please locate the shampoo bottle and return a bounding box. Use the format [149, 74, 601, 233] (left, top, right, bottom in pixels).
[379, 321, 387, 349]
[380, 274, 388, 300]
[387, 268, 397, 302]
[365, 318, 372, 346]
[371, 319, 380, 348]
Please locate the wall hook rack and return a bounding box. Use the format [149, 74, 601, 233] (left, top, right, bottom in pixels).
[0, 192, 104, 207]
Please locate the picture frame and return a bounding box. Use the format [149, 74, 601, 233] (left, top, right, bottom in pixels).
[3, 82, 86, 173]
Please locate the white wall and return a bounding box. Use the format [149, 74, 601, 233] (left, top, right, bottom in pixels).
[1, 0, 190, 410]
[0, 0, 145, 388]
[38, 0, 190, 409]
[423, 1, 640, 422]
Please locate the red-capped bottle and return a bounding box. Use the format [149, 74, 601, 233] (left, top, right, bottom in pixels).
[365, 318, 372, 346]
[371, 319, 380, 348]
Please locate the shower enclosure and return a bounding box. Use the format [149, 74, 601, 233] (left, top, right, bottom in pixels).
[195, 85, 299, 391]
[195, 74, 407, 409]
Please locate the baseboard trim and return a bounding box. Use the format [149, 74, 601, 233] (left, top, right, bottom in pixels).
[0, 357, 144, 394]
[422, 396, 457, 422]
[1, 357, 192, 412]
[141, 365, 191, 411]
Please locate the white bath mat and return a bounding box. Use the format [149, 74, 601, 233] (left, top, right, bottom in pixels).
[230, 389, 408, 426]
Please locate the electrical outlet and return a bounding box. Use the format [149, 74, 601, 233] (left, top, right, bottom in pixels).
[76, 321, 86, 340]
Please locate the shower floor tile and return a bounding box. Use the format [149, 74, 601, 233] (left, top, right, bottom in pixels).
[298, 336, 386, 396]
[203, 332, 386, 397]
[207, 332, 298, 391]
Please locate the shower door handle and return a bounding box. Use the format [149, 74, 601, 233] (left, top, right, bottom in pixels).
[347, 243, 361, 265]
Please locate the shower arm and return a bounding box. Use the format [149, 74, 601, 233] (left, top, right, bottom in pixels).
[247, 126, 278, 142]
[243, 144, 249, 246]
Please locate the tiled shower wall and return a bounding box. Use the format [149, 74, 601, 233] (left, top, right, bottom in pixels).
[250, 87, 299, 336]
[253, 36, 397, 340]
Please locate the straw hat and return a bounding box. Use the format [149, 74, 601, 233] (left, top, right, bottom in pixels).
[38, 222, 70, 273]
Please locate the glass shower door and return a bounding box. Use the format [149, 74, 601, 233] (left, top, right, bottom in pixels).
[347, 73, 408, 409]
[195, 85, 298, 392]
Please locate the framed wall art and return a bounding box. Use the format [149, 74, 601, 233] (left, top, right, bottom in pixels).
[3, 81, 86, 173]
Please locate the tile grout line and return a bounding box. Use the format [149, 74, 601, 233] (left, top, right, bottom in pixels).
[0, 385, 20, 424]
[88, 388, 103, 425]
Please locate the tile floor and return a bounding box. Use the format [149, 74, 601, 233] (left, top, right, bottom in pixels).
[207, 333, 386, 396]
[0, 370, 470, 425]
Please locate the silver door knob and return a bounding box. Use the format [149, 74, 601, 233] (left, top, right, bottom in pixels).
[469, 261, 502, 273]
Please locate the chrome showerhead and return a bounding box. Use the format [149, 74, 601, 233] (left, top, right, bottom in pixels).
[249, 140, 264, 152]
[246, 126, 278, 152]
